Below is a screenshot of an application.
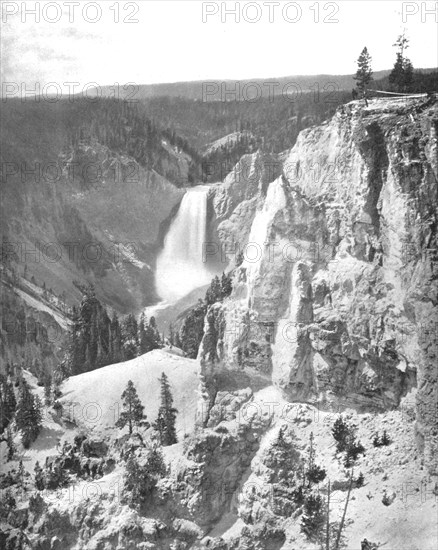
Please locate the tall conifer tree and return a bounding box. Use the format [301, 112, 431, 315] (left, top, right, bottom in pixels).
[115, 380, 146, 435]
[15, 380, 42, 448]
[154, 373, 178, 446]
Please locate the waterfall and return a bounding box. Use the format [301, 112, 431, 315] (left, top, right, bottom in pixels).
[156, 186, 213, 302]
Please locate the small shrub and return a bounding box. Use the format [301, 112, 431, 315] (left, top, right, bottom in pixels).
[332, 416, 355, 453]
[44, 508, 72, 534]
[215, 425, 229, 434]
[29, 492, 46, 517]
[372, 430, 391, 447]
[291, 485, 305, 505]
[53, 401, 63, 414]
[355, 471, 365, 487]
[343, 439, 365, 468]
[45, 463, 69, 490]
[6, 429, 16, 462]
[73, 434, 87, 451]
[2, 489, 16, 510]
[306, 464, 327, 485]
[332, 416, 365, 467]
[380, 430, 391, 446]
[34, 461, 45, 491]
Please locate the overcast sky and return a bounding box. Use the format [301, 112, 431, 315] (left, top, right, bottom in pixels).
[1, 0, 437, 89]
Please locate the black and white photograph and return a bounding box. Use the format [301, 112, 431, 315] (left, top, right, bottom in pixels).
[0, 1, 437, 548]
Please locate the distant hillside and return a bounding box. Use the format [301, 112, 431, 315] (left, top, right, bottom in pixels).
[93, 69, 437, 101]
[95, 71, 391, 101]
[0, 98, 193, 315]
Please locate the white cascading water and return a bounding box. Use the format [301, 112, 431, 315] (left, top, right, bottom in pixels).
[156, 186, 213, 302]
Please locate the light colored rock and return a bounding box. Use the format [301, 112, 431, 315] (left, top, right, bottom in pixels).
[201, 97, 438, 474]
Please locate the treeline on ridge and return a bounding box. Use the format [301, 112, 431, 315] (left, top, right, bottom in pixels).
[62, 283, 162, 378]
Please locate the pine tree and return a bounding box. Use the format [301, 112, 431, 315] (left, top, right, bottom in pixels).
[168, 323, 175, 347]
[97, 307, 111, 365]
[308, 431, 315, 471]
[68, 285, 114, 373]
[220, 272, 233, 299]
[372, 430, 391, 447]
[205, 276, 222, 306]
[402, 58, 414, 91]
[53, 382, 62, 400]
[139, 316, 162, 354]
[69, 306, 84, 375]
[6, 428, 16, 461]
[0, 387, 5, 432]
[148, 317, 161, 350]
[389, 32, 414, 92]
[354, 47, 373, 99]
[45, 461, 68, 490]
[124, 453, 156, 507]
[306, 432, 326, 486]
[139, 313, 147, 354]
[79, 286, 99, 370]
[5, 379, 16, 419]
[44, 375, 52, 406]
[356, 471, 365, 487]
[18, 460, 25, 488]
[389, 53, 405, 92]
[110, 312, 123, 363]
[34, 461, 45, 490]
[124, 455, 146, 505]
[275, 425, 287, 447]
[15, 365, 24, 388]
[3, 489, 16, 511]
[5, 362, 13, 377]
[0, 377, 16, 431]
[179, 299, 206, 358]
[380, 430, 391, 446]
[301, 492, 326, 539]
[123, 314, 139, 359]
[332, 416, 351, 453]
[343, 438, 365, 467]
[123, 445, 167, 507]
[154, 373, 178, 446]
[15, 380, 42, 448]
[88, 315, 98, 366]
[146, 445, 167, 477]
[115, 380, 146, 435]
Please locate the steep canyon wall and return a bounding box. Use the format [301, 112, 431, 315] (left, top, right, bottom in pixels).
[201, 97, 438, 473]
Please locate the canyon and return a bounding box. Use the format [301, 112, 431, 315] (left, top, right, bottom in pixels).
[1, 95, 437, 550]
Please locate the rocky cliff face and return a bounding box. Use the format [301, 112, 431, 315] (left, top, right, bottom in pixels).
[202, 97, 438, 474]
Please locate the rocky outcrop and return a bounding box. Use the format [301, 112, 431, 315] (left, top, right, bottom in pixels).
[206, 151, 282, 270]
[202, 97, 438, 474]
[169, 410, 270, 529]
